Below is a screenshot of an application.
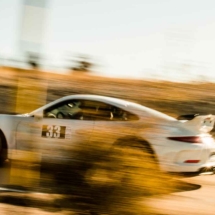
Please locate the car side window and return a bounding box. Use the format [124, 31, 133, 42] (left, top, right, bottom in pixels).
[43, 99, 139, 121]
[80, 100, 139, 121]
[80, 100, 113, 120]
[44, 100, 83, 119]
[110, 106, 139, 121]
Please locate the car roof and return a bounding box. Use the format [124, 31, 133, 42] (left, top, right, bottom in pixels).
[29, 94, 175, 121]
[61, 94, 130, 106]
[30, 94, 129, 114]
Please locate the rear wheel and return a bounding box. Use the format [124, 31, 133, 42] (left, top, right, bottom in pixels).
[111, 138, 159, 177]
[86, 138, 160, 192]
[109, 138, 175, 196]
[84, 138, 166, 214]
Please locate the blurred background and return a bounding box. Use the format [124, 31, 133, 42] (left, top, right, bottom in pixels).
[1, 0, 215, 214]
[1, 0, 215, 81]
[0, 0, 215, 115]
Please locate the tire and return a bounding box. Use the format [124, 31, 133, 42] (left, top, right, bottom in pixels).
[0, 137, 2, 162]
[0, 131, 7, 166]
[83, 137, 163, 214]
[85, 137, 159, 189]
[109, 138, 173, 198]
[113, 137, 158, 165]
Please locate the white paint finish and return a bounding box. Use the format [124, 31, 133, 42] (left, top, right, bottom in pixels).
[0, 94, 215, 173]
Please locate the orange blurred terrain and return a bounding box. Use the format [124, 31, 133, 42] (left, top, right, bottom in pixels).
[1, 66, 214, 118]
[0, 66, 214, 214]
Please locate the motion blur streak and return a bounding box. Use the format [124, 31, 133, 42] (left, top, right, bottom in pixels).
[0, 67, 214, 214]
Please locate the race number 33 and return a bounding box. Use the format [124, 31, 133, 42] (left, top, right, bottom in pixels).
[42, 125, 66, 138]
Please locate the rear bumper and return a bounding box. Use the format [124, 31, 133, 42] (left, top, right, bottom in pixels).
[167, 163, 215, 173]
[156, 135, 215, 173]
[164, 163, 203, 173]
[162, 153, 215, 173]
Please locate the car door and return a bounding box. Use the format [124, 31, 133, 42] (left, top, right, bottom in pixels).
[16, 99, 95, 163]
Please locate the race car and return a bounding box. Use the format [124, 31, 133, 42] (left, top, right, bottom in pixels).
[0, 94, 215, 174]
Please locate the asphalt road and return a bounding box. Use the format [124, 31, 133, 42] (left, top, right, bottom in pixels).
[146, 174, 215, 215]
[0, 163, 215, 215]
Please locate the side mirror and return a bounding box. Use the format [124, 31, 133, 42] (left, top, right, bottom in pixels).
[33, 111, 43, 120]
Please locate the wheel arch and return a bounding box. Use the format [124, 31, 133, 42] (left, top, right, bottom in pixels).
[114, 135, 158, 161]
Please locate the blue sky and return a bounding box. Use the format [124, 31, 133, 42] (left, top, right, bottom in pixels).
[1, 0, 215, 81]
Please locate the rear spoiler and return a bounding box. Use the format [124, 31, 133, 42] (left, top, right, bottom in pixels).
[179, 114, 215, 133]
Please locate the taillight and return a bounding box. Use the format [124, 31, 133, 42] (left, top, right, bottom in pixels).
[184, 160, 200, 163]
[167, 136, 202, 143]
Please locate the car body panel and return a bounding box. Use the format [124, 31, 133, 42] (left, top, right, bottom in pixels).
[0, 94, 214, 173]
[15, 116, 94, 164]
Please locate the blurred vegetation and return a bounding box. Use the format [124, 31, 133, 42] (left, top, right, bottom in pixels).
[27, 52, 40, 69]
[0, 67, 211, 214]
[1, 67, 215, 117]
[6, 138, 176, 215]
[69, 55, 94, 73]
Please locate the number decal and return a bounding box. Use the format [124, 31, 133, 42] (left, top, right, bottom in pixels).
[53, 125, 61, 138]
[46, 125, 53, 137]
[42, 125, 67, 139]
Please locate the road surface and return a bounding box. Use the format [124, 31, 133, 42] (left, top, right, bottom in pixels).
[146, 174, 215, 215]
[0, 163, 215, 214]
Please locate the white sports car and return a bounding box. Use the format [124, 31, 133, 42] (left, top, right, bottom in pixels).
[0, 94, 215, 174]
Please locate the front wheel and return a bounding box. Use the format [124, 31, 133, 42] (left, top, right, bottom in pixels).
[0, 133, 7, 166]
